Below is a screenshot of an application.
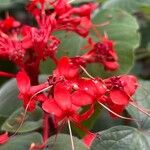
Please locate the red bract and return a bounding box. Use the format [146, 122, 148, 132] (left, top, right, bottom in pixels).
[82, 35, 119, 71]
[0, 16, 20, 32]
[22, 26, 60, 60]
[0, 132, 9, 144]
[27, 0, 46, 17]
[16, 70, 48, 111]
[52, 1, 97, 37]
[83, 132, 97, 148]
[53, 56, 79, 80]
[0, 33, 25, 66]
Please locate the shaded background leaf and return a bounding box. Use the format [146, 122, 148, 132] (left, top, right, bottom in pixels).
[1, 107, 43, 133]
[91, 126, 150, 150]
[0, 132, 42, 150]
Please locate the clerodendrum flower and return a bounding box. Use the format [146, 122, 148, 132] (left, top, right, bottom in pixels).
[0, 1, 149, 149]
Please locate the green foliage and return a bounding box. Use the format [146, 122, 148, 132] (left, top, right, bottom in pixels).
[0, 0, 27, 10]
[0, 79, 21, 117]
[1, 107, 43, 133]
[91, 126, 150, 150]
[46, 133, 88, 150]
[102, 0, 150, 13]
[0, 132, 42, 150]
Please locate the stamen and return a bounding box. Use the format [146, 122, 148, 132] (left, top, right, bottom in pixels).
[93, 21, 110, 27]
[129, 101, 150, 117]
[80, 65, 95, 79]
[98, 102, 135, 121]
[68, 0, 76, 4]
[68, 119, 75, 150]
[91, 25, 102, 40]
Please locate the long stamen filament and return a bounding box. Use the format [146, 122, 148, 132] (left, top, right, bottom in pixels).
[68, 119, 75, 150]
[98, 102, 135, 121]
[129, 101, 150, 117]
[68, 0, 76, 4]
[80, 65, 95, 79]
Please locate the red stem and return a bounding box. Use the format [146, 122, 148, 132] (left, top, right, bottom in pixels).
[0, 71, 15, 78]
[43, 112, 49, 143]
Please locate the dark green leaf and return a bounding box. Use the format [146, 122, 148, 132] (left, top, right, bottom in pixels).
[0, 0, 27, 10]
[0, 132, 42, 150]
[102, 0, 150, 13]
[1, 107, 43, 133]
[91, 126, 150, 150]
[0, 79, 22, 117]
[46, 133, 88, 150]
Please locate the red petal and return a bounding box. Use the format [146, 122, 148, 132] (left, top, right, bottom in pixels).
[30, 82, 49, 94]
[73, 105, 94, 122]
[71, 90, 94, 106]
[120, 75, 138, 95]
[54, 83, 71, 110]
[93, 79, 106, 96]
[68, 66, 78, 79]
[16, 71, 30, 94]
[110, 90, 129, 105]
[78, 79, 97, 97]
[83, 132, 96, 148]
[57, 57, 69, 77]
[42, 99, 63, 117]
[109, 104, 125, 118]
[0, 132, 9, 144]
[104, 61, 119, 71]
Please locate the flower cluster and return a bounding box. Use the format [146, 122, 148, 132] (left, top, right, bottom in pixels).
[0, 0, 140, 149]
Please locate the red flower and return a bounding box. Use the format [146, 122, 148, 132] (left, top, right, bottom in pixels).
[83, 132, 96, 148]
[53, 56, 79, 80]
[0, 33, 25, 66]
[71, 78, 106, 106]
[52, 1, 96, 37]
[0, 132, 9, 144]
[16, 70, 48, 111]
[0, 16, 20, 32]
[101, 75, 138, 117]
[42, 82, 94, 122]
[82, 35, 119, 71]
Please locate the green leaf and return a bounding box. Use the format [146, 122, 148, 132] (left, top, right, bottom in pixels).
[102, 0, 150, 13]
[127, 80, 150, 129]
[0, 79, 22, 117]
[91, 126, 150, 150]
[1, 107, 43, 133]
[140, 5, 150, 21]
[0, 0, 27, 10]
[88, 8, 140, 77]
[46, 133, 88, 150]
[0, 132, 42, 150]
